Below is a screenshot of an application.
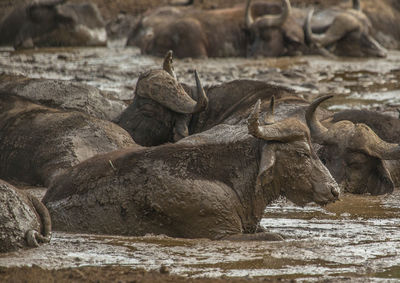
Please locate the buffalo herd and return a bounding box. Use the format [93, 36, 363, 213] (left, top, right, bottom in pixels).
[1, 0, 400, 253]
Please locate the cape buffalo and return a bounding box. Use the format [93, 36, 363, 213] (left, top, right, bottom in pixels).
[126, 0, 304, 58]
[0, 74, 126, 121]
[304, 0, 387, 57]
[0, 0, 107, 49]
[324, 109, 400, 191]
[0, 93, 136, 187]
[43, 100, 339, 240]
[306, 95, 400, 195]
[117, 51, 303, 146]
[0, 180, 51, 252]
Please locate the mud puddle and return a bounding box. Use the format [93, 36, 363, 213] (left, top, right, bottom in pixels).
[1, 192, 400, 281]
[1, 45, 400, 281]
[1, 45, 400, 111]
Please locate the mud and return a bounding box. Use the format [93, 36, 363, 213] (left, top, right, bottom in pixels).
[0, 192, 400, 281]
[1, 44, 400, 281]
[1, 46, 400, 112]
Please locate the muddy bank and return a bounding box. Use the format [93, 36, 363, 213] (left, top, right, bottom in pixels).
[1, 46, 400, 114]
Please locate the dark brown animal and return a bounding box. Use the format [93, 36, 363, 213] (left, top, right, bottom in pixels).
[324, 109, 400, 190]
[0, 94, 136, 186]
[304, 0, 387, 57]
[117, 51, 302, 146]
[43, 100, 339, 240]
[0, 0, 107, 49]
[126, 0, 304, 58]
[306, 95, 400, 195]
[0, 180, 51, 252]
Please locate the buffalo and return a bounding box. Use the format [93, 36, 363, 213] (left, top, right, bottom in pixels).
[0, 180, 51, 252]
[324, 109, 400, 190]
[43, 100, 339, 240]
[0, 0, 107, 49]
[0, 74, 127, 121]
[306, 95, 400, 195]
[0, 93, 136, 187]
[117, 51, 304, 146]
[126, 0, 304, 58]
[304, 0, 387, 57]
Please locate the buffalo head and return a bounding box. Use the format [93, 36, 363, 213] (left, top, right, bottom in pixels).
[306, 95, 399, 195]
[304, 4, 387, 58]
[248, 99, 339, 206]
[245, 0, 303, 57]
[117, 51, 208, 146]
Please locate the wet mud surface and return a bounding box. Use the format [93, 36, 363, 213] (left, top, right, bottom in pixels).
[1, 45, 400, 114]
[1, 45, 400, 281]
[1, 192, 400, 281]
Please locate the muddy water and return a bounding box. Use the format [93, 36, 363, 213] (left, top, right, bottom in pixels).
[1, 45, 400, 281]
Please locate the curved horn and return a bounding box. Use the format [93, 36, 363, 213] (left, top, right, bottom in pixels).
[135, 69, 207, 114]
[363, 134, 400, 160]
[248, 99, 306, 142]
[352, 0, 361, 10]
[256, 0, 291, 28]
[304, 8, 317, 46]
[163, 50, 177, 80]
[192, 70, 209, 113]
[245, 0, 254, 28]
[305, 95, 332, 143]
[264, 95, 275, 125]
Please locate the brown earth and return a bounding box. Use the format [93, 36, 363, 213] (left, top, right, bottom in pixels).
[0, 265, 293, 283]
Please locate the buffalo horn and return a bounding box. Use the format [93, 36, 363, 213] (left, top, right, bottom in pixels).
[245, 0, 254, 28]
[248, 98, 305, 142]
[257, 0, 291, 27]
[136, 69, 207, 114]
[246, 0, 290, 28]
[305, 95, 331, 143]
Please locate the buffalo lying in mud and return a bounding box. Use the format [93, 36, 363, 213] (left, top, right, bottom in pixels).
[307, 95, 400, 195]
[0, 180, 51, 252]
[0, 94, 136, 187]
[324, 109, 400, 191]
[43, 100, 339, 240]
[0, 0, 107, 49]
[117, 51, 304, 146]
[126, 0, 304, 58]
[0, 74, 126, 121]
[304, 0, 387, 57]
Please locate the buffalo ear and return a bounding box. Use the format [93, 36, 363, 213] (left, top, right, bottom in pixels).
[173, 114, 190, 142]
[366, 160, 394, 195]
[256, 145, 276, 194]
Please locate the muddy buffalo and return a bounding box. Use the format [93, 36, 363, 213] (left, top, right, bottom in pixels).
[306, 95, 400, 195]
[324, 109, 400, 191]
[0, 94, 136, 187]
[126, 0, 304, 58]
[0, 74, 126, 121]
[0, 0, 107, 49]
[43, 100, 339, 240]
[117, 51, 303, 146]
[304, 0, 387, 57]
[0, 180, 51, 252]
